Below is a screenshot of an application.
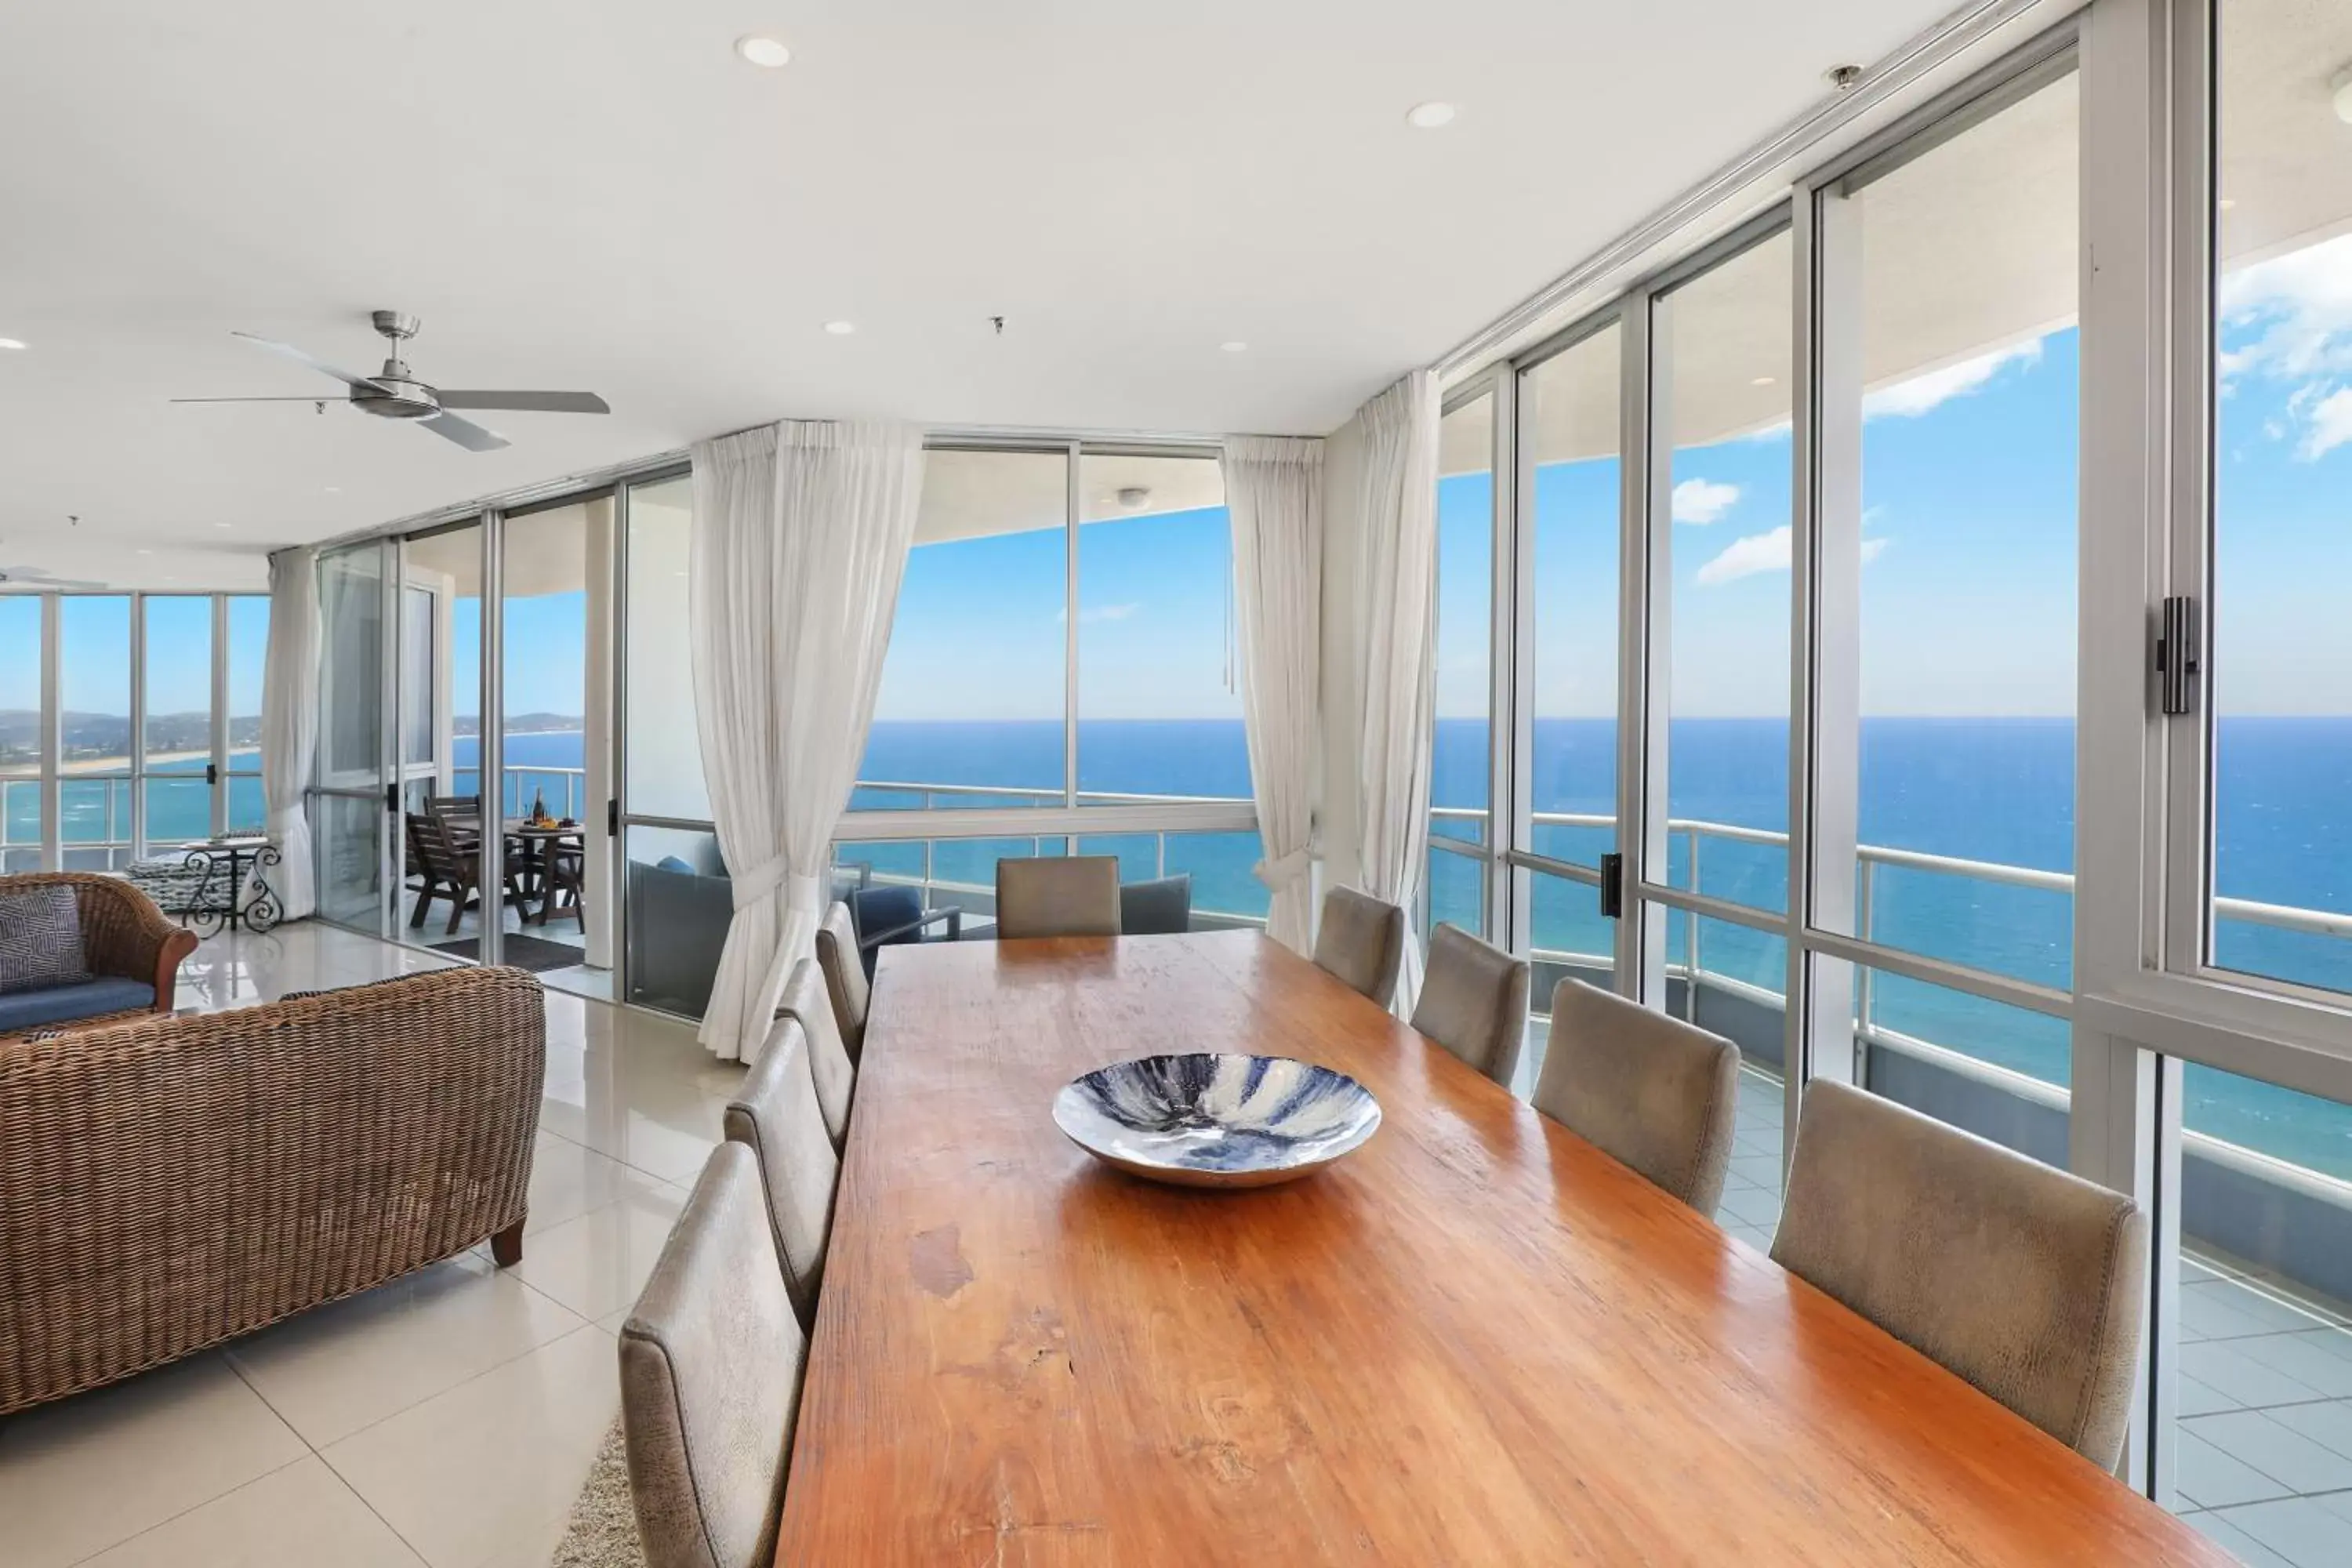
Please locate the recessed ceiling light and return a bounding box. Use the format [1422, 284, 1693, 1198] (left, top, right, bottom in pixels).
[324, 485, 342, 494]
[135, 548, 153, 556]
[735, 35, 792, 68]
[213, 523, 232, 530]
[823, 320, 856, 336]
[1221, 341, 1249, 353]
[1751, 376, 1777, 387]
[2333, 65, 2352, 125]
[1405, 102, 1457, 129]
[0, 338, 25, 351]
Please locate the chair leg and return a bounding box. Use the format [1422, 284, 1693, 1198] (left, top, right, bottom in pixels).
[409, 887, 433, 928]
[489, 1218, 524, 1267]
[447, 881, 468, 936]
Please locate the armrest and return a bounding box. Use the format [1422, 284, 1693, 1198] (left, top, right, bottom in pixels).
[857, 903, 964, 949]
[71, 876, 198, 1013]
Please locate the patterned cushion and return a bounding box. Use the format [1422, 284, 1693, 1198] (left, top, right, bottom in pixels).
[0, 887, 90, 996]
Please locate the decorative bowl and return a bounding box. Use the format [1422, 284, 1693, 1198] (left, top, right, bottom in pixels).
[1051, 1053, 1381, 1189]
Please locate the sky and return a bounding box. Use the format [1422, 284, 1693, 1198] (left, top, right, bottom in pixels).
[4, 592, 267, 720]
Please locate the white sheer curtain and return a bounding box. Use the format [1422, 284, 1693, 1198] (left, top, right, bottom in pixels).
[1352, 370, 1441, 1014]
[1222, 435, 1324, 953]
[257, 545, 320, 920]
[690, 421, 926, 1062]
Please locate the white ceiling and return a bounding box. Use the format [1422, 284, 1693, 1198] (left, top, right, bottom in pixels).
[0, 0, 1951, 589]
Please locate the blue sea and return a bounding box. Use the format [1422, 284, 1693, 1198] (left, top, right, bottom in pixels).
[18, 714, 2350, 1179]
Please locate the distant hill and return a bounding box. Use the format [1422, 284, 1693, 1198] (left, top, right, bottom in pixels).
[0, 709, 263, 766]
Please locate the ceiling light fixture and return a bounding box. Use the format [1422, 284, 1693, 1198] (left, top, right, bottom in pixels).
[0, 338, 25, 350]
[2219, 198, 2237, 211]
[2332, 65, 2352, 125]
[1220, 341, 1249, 353]
[735, 35, 792, 68]
[1751, 376, 1777, 387]
[823, 320, 856, 336]
[1405, 101, 1456, 129]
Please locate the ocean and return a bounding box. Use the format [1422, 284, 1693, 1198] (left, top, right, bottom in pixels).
[16, 714, 2350, 1179]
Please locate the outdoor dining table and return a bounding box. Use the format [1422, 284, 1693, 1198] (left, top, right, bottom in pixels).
[773, 928, 2230, 1564]
[500, 819, 580, 925]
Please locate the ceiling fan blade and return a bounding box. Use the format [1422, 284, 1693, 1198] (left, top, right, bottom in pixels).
[420, 411, 510, 452]
[230, 331, 374, 389]
[434, 390, 610, 415]
[170, 395, 345, 404]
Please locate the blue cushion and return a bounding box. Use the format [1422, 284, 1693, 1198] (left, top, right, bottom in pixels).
[0, 977, 157, 1032]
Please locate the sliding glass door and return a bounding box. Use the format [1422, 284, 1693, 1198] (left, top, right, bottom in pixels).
[314, 542, 392, 931]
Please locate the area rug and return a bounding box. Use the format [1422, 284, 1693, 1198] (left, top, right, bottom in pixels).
[550, 1420, 643, 1568]
[427, 933, 589, 974]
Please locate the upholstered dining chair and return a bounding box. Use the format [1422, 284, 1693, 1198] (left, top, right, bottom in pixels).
[1119, 873, 1192, 935]
[619, 1142, 805, 1568]
[995, 855, 1122, 939]
[814, 902, 869, 1061]
[724, 1016, 840, 1332]
[775, 958, 856, 1150]
[1312, 886, 1406, 1009]
[1532, 978, 1740, 1214]
[1410, 924, 1531, 1087]
[1771, 1079, 2149, 1468]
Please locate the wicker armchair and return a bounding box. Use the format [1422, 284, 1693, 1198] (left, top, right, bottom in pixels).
[0, 871, 197, 1034]
[0, 964, 546, 1414]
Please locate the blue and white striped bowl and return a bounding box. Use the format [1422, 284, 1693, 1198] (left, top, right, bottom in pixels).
[1052, 1053, 1382, 1189]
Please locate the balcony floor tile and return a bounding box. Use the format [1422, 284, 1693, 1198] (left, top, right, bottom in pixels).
[2184, 1508, 2302, 1568]
[2270, 1399, 2352, 1465]
[2187, 1411, 2352, 1499]
[2185, 1341, 2339, 1412]
[2201, 1494, 2352, 1568]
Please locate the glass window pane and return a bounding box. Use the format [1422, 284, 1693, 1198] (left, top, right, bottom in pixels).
[624, 474, 707, 822]
[2207, 0, 2352, 996]
[318, 548, 384, 789]
[1076, 453, 1247, 806]
[1524, 325, 1621, 869]
[1526, 868, 1614, 1098]
[625, 824, 728, 1016]
[2161, 1063, 2352, 1553]
[1073, 829, 1271, 927]
[1426, 843, 1487, 945]
[1434, 394, 1494, 855]
[225, 596, 269, 833]
[1846, 71, 2079, 981]
[143, 597, 213, 848]
[1656, 231, 1792, 913]
[863, 449, 1069, 810]
[60, 595, 130, 778]
[1853, 962, 2070, 1164]
[0, 595, 39, 774]
[143, 778, 212, 851]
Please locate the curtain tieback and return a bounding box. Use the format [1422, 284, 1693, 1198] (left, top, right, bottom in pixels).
[731, 855, 789, 911]
[1254, 848, 1313, 891]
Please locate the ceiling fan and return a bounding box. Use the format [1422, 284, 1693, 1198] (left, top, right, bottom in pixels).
[174, 310, 611, 452]
[0, 565, 109, 589]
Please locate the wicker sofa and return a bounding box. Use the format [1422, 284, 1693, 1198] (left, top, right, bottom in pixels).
[0, 872, 198, 1037]
[0, 964, 546, 1414]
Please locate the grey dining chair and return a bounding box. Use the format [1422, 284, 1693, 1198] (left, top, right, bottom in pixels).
[1532, 978, 1740, 1214]
[775, 958, 855, 1150]
[1771, 1079, 2149, 1468]
[814, 901, 869, 1061]
[724, 1016, 840, 1333]
[1119, 873, 1193, 935]
[995, 855, 1122, 939]
[1410, 923, 1530, 1087]
[619, 1141, 805, 1568]
[1312, 886, 1406, 1008]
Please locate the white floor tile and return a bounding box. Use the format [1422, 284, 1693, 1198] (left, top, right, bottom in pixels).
[2177, 1428, 2295, 1510]
[76, 1455, 426, 1568]
[2270, 1398, 2352, 1463]
[508, 1180, 689, 1321]
[322, 1326, 619, 1568]
[2185, 1507, 2302, 1568]
[1715, 1185, 1782, 1230]
[520, 1131, 674, 1237]
[0, 1356, 307, 1568]
[223, 1254, 586, 1447]
[2207, 1494, 2352, 1568]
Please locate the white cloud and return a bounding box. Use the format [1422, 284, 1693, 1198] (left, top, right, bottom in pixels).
[1864, 339, 2044, 419]
[2302, 387, 2352, 461]
[1696, 527, 1887, 587]
[1054, 602, 1141, 624]
[2220, 231, 2352, 383]
[1671, 477, 1740, 524]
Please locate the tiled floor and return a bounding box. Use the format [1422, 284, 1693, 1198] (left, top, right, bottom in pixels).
[2174, 1255, 2352, 1567]
[1714, 1065, 1787, 1248]
[0, 923, 739, 1568]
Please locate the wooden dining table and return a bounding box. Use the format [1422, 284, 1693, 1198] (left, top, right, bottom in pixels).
[776, 929, 2230, 1564]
